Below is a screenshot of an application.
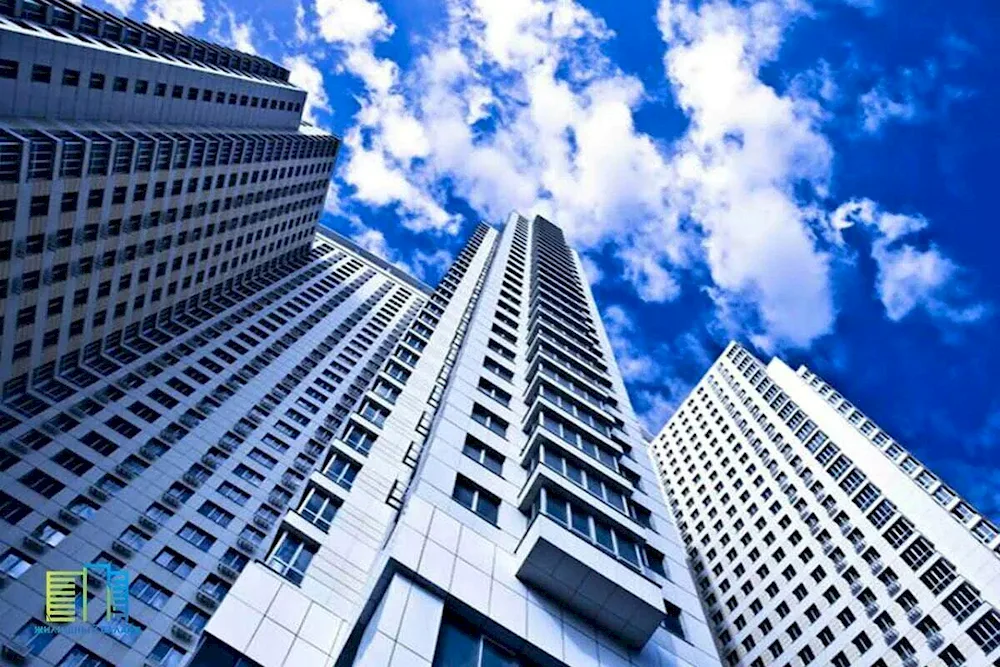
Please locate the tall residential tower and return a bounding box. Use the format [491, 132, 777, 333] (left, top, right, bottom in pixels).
[0, 4, 720, 667]
[193, 214, 721, 667]
[651, 343, 1000, 667]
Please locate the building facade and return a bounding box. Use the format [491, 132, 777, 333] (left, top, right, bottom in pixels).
[650, 342, 1000, 667]
[0, 7, 719, 666]
[191, 213, 721, 667]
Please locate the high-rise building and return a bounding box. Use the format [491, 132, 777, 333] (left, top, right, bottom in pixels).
[188, 214, 720, 667]
[0, 5, 720, 667]
[0, 0, 336, 398]
[650, 342, 1000, 667]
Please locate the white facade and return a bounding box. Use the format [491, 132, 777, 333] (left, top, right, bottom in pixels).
[650, 342, 1000, 667]
[198, 214, 721, 667]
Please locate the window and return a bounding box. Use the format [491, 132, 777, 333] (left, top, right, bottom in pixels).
[432, 615, 530, 667]
[359, 400, 390, 427]
[52, 449, 93, 475]
[20, 468, 65, 498]
[12, 619, 55, 655]
[453, 476, 500, 524]
[299, 487, 339, 532]
[462, 436, 504, 475]
[0, 492, 31, 524]
[323, 453, 360, 490]
[80, 430, 118, 456]
[662, 601, 686, 639]
[484, 357, 513, 382]
[178, 523, 215, 552]
[57, 645, 113, 666]
[248, 448, 278, 469]
[130, 576, 170, 610]
[89, 72, 106, 90]
[67, 496, 99, 521]
[232, 465, 264, 487]
[105, 415, 141, 438]
[197, 502, 234, 528]
[147, 638, 185, 667]
[0, 59, 19, 79]
[38, 522, 69, 547]
[154, 549, 194, 578]
[373, 379, 401, 403]
[0, 548, 33, 579]
[478, 378, 512, 406]
[343, 422, 377, 454]
[267, 532, 317, 585]
[472, 403, 508, 437]
[177, 604, 209, 633]
[31, 64, 52, 83]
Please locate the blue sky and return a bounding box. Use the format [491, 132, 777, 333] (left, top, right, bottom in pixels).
[100, 0, 1000, 519]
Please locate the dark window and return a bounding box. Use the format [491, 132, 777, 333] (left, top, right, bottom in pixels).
[0, 492, 31, 524]
[0, 59, 18, 79]
[112, 76, 128, 92]
[89, 73, 106, 89]
[452, 475, 500, 524]
[19, 469, 65, 498]
[105, 415, 141, 438]
[80, 430, 119, 456]
[62, 69, 80, 86]
[462, 435, 504, 475]
[30, 64, 52, 83]
[52, 449, 93, 475]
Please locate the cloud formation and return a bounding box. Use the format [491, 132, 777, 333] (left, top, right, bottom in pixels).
[832, 199, 988, 325]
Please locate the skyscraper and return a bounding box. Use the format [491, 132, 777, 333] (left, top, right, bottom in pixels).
[0, 0, 336, 397]
[0, 5, 720, 667]
[190, 214, 721, 667]
[650, 342, 1000, 667]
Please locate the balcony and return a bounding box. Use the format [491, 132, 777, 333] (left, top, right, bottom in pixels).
[171, 623, 194, 643]
[514, 514, 665, 648]
[907, 606, 923, 623]
[217, 562, 239, 580]
[58, 509, 82, 526]
[195, 590, 219, 610]
[138, 515, 161, 533]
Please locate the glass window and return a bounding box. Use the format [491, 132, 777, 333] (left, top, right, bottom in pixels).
[12, 619, 54, 655]
[453, 476, 500, 524]
[299, 488, 339, 532]
[267, 532, 317, 585]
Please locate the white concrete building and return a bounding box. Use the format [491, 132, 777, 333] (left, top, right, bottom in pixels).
[650, 342, 1000, 667]
[194, 214, 721, 667]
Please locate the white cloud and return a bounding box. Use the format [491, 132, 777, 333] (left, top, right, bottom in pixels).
[294, 2, 312, 45]
[352, 226, 393, 260]
[144, 0, 205, 32]
[579, 254, 604, 286]
[103, 0, 134, 14]
[209, 8, 258, 55]
[602, 305, 662, 383]
[407, 249, 454, 283]
[859, 83, 917, 134]
[315, 0, 393, 45]
[310, 0, 980, 350]
[284, 55, 332, 126]
[833, 199, 988, 324]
